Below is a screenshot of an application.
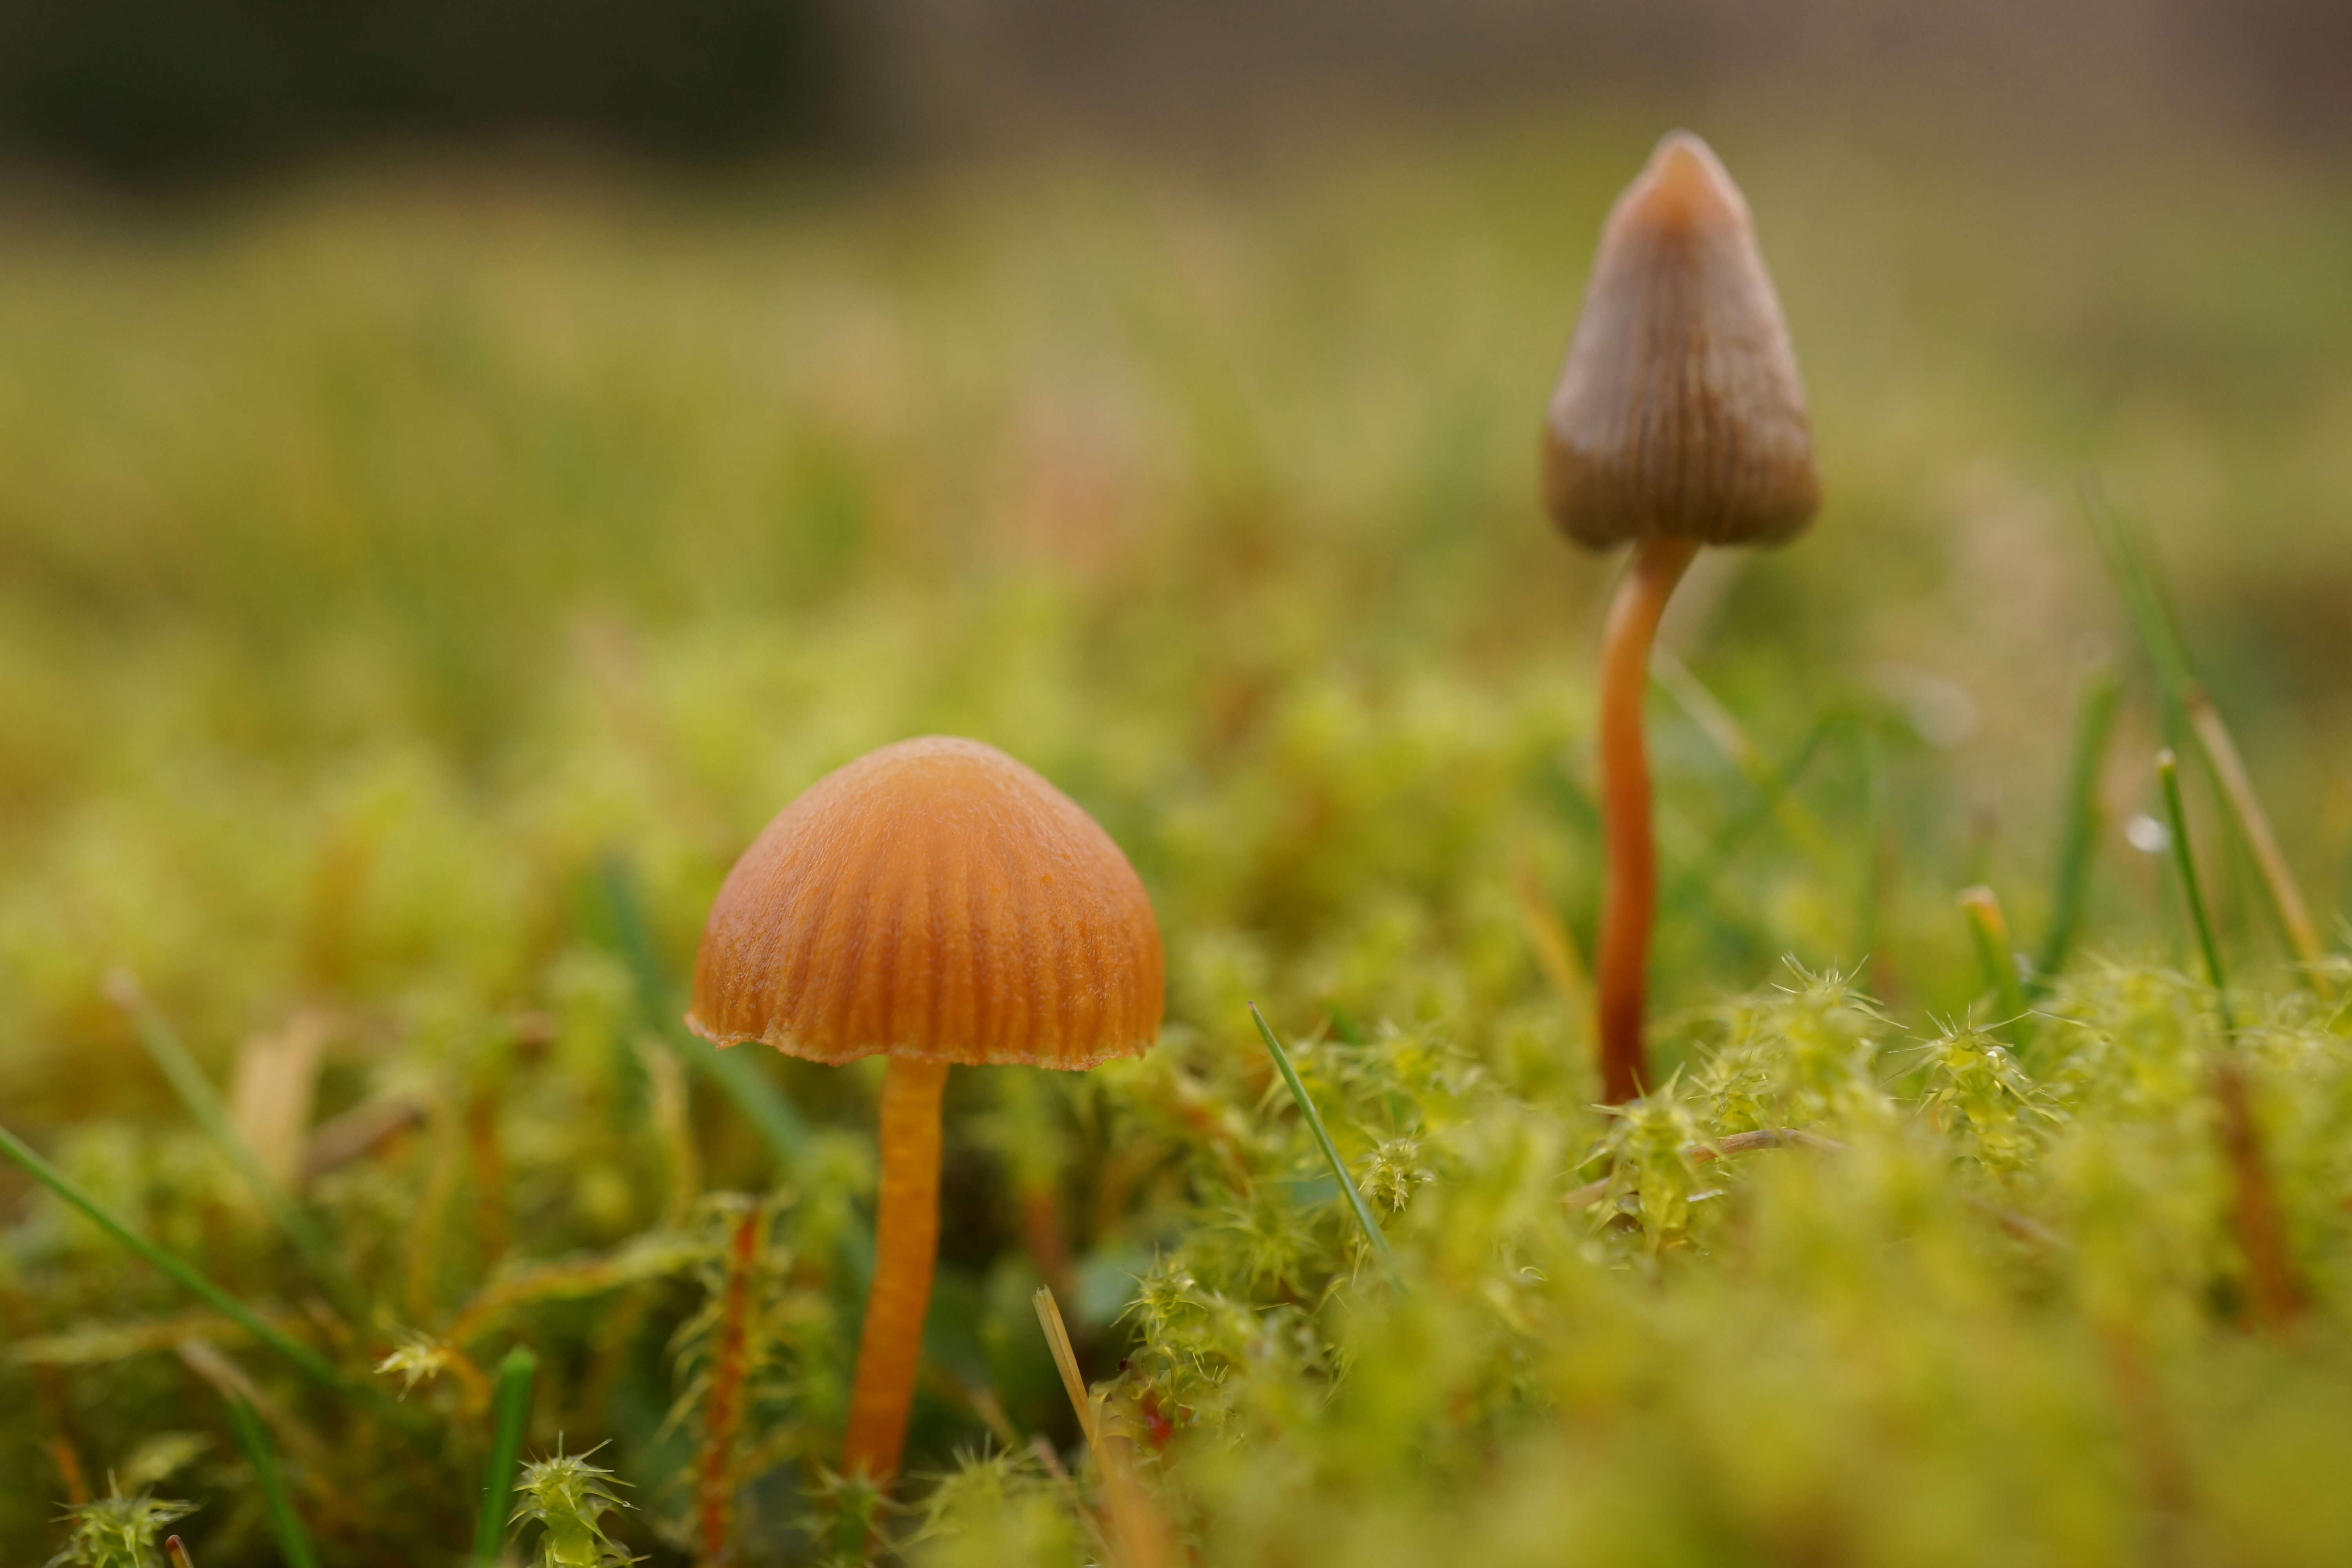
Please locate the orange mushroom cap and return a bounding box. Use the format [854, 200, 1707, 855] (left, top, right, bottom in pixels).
[1542, 130, 1820, 551]
[687, 736, 1164, 1070]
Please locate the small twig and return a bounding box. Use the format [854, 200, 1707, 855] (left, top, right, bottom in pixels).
[1562, 1127, 1844, 1210]
[1033, 1288, 1174, 1568]
[1034, 1287, 1096, 1448]
[1962, 1194, 2069, 1252]
[299, 1094, 426, 1182]
[165, 1537, 196, 1568]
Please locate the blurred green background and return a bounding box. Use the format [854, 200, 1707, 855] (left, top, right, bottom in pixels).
[3, 4, 2352, 1562]
[4, 113, 2347, 1120]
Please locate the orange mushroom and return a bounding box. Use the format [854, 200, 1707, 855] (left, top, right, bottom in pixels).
[687, 735, 1164, 1484]
[1542, 131, 1820, 1103]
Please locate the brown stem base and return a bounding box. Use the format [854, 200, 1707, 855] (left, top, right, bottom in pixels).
[841, 1056, 952, 1483]
[1594, 537, 1698, 1103]
[2211, 1056, 2304, 1332]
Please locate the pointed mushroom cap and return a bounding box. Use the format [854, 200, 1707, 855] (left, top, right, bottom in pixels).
[1543, 131, 1820, 550]
[687, 736, 1164, 1070]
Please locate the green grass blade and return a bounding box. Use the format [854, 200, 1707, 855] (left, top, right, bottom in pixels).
[2034, 661, 2121, 985]
[2083, 484, 2194, 739]
[0, 1120, 359, 1399]
[1249, 1005, 1394, 1267]
[599, 856, 871, 1294]
[1958, 886, 2031, 1047]
[474, 1346, 538, 1564]
[222, 1394, 320, 1568]
[1664, 715, 1844, 915]
[2086, 489, 2326, 990]
[105, 972, 361, 1321]
[2158, 748, 2237, 1038]
[599, 855, 809, 1165]
[1654, 647, 1840, 866]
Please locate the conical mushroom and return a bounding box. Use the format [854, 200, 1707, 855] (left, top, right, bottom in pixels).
[688, 735, 1164, 1483]
[1542, 131, 1820, 1103]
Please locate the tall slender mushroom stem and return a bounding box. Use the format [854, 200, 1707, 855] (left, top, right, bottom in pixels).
[1595, 537, 1697, 1103]
[841, 1056, 951, 1481]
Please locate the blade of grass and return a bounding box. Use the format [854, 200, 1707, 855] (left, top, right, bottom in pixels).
[475, 1346, 537, 1564]
[1857, 728, 1901, 1000]
[1663, 714, 1845, 915]
[600, 855, 809, 1166]
[600, 856, 872, 1298]
[2087, 488, 2328, 991]
[2034, 661, 2122, 985]
[1958, 886, 2032, 1047]
[223, 1393, 320, 1568]
[2158, 749, 2235, 1038]
[105, 972, 361, 1322]
[0, 1121, 359, 1399]
[1653, 648, 1839, 865]
[1247, 1005, 1394, 1266]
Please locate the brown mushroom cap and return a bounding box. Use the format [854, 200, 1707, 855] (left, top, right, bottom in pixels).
[687, 736, 1164, 1070]
[1542, 131, 1820, 551]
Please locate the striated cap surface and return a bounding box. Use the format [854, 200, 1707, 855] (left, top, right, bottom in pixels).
[688, 736, 1163, 1069]
[1543, 131, 1820, 550]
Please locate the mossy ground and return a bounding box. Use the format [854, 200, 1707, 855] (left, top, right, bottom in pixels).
[4, 120, 2352, 1564]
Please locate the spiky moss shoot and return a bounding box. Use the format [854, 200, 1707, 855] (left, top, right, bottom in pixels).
[46, 1485, 194, 1568]
[510, 1451, 635, 1568]
[907, 1449, 1083, 1568]
[1914, 1023, 2058, 1176]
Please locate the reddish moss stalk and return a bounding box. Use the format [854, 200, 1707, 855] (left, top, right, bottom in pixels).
[696, 1208, 763, 1562]
[1020, 1181, 1078, 1307]
[2210, 1057, 2304, 1332]
[1594, 537, 1698, 1103]
[465, 1082, 510, 1274]
[48, 1436, 89, 1506]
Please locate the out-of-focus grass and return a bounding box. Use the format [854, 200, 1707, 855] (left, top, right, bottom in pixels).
[2, 119, 2350, 1563]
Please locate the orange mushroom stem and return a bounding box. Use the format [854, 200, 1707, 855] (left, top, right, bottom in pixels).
[1594, 536, 1697, 1104]
[840, 1056, 950, 1480]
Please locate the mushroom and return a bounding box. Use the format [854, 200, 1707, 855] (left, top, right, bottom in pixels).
[1541, 131, 1820, 1102]
[687, 735, 1164, 1483]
